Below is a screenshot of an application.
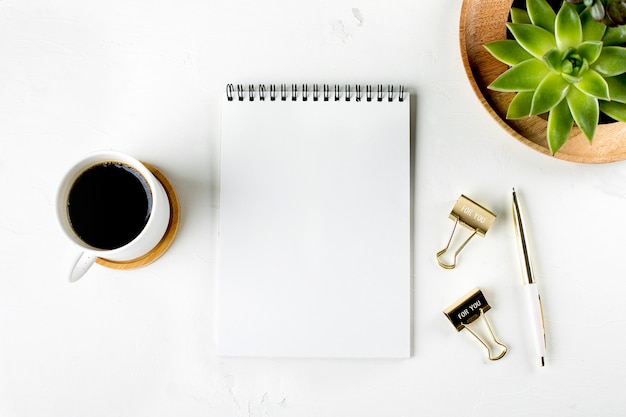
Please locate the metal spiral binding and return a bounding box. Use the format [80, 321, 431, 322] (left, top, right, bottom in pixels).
[226, 84, 406, 102]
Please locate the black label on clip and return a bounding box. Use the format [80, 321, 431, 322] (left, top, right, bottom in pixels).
[443, 288, 491, 331]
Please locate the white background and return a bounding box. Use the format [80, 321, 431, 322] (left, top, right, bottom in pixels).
[1, 0, 625, 416]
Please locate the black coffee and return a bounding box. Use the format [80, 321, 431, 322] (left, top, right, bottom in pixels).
[67, 162, 152, 250]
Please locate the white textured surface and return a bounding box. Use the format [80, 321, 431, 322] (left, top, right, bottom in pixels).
[1, 0, 626, 416]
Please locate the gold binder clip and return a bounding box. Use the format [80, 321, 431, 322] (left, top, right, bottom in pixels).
[436, 195, 496, 269]
[444, 288, 508, 361]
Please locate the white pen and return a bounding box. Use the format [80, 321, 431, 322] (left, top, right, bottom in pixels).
[512, 188, 547, 367]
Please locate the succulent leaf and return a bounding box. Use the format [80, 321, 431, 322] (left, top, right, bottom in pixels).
[567, 86, 599, 140]
[605, 75, 626, 102]
[592, 46, 626, 76]
[547, 99, 574, 154]
[562, 72, 583, 83]
[527, 0, 557, 31]
[606, 1, 626, 26]
[531, 73, 571, 115]
[590, 1, 606, 20]
[603, 24, 626, 44]
[489, 59, 551, 91]
[599, 100, 626, 121]
[575, 69, 610, 99]
[507, 91, 535, 118]
[507, 23, 557, 58]
[511, 7, 532, 24]
[484, 40, 534, 65]
[581, 7, 607, 40]
[556, 2, 583, 49]
[577, 41, 603, 63]
[543, 48, 564, 72]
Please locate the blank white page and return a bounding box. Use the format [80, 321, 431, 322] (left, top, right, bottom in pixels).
[217, 86, 410, 358]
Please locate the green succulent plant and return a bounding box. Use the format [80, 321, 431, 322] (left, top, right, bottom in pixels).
[485, 0, 626, 154]
[566, 0, 626, 27]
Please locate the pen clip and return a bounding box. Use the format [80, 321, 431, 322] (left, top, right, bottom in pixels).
[512, 188, 535, 284]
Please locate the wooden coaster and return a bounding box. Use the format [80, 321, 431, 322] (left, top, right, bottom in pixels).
[95, 163, 180, 270]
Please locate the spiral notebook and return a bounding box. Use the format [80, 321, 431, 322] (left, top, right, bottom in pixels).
[217, 84, 411, 358]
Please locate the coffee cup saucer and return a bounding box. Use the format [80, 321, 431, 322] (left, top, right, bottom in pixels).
[95, 162, 180, 270]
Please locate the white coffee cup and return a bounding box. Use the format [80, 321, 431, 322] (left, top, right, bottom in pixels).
[56, 151, 171, 282]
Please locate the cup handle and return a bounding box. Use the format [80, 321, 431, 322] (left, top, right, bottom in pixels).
[69, 252, 97, 283]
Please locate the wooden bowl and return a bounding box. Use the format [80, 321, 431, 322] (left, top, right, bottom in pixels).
[460, 0, 626, 163]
